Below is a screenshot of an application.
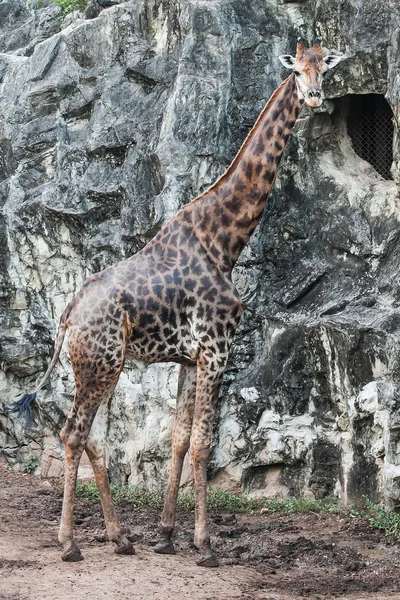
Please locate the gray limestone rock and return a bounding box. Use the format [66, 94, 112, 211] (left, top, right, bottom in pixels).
[1, 0, 400, 507]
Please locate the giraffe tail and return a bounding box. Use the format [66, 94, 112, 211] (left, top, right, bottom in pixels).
[7, 305, 71, 428]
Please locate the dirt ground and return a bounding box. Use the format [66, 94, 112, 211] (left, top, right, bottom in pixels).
[1, 469, 400, 600]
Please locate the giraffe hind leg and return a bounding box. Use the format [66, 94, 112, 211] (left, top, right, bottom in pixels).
[85, 397, 135, 555]
[58, 399, 97, 562]
[59, 327, 128, 561]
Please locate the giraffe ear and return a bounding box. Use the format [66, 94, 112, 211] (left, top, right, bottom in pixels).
[279, 55, 296, 69]
[324, 54, 347, 69]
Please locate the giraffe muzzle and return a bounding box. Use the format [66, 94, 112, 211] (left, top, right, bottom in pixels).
[306, 89, 323, 108]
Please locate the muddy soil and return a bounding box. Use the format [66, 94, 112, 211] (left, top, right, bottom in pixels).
[1, 468, 400, 600]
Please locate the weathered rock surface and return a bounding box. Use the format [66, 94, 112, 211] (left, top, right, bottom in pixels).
[0, 0, 400, 507]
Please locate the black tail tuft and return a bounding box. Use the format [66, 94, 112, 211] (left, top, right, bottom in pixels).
[8, 392, 38, 428]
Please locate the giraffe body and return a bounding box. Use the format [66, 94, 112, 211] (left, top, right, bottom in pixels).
[67, 221, 242, 367]
[10, 40, 345, 566]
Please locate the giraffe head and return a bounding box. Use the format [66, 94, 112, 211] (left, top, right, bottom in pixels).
[279, 38, 346, 108]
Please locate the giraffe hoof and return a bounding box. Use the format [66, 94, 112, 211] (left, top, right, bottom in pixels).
[154, 540, 176, 555]
[114, 540, 136, 555]
[196, 553, 219, 568]
[61, 541, 84, 562]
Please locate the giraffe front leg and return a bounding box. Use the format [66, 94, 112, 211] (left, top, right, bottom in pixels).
[85, 399, 135, 556]
[191, 359, 225, 568]
[192, 442, 218, 567]
[155, 365, 197, 555]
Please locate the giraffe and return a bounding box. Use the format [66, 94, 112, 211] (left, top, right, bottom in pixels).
[10, 39, 345, 567]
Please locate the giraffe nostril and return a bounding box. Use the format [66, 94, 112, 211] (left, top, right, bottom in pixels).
[308, 90, 321, 100]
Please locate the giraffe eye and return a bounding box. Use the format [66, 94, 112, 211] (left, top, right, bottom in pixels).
[294, 70, 300, 77]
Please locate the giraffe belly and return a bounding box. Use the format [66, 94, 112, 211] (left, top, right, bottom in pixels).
[125, 324, 196, 365]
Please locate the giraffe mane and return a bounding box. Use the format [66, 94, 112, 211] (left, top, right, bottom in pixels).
[189, 74, 295, 206]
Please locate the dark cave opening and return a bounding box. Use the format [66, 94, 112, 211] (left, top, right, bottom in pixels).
[346, 94, 394, 180]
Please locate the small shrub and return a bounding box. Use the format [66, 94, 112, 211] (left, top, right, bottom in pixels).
[26, 0, 44, 7]
[206, 488, 257, 513]
[52, 0, 87, 13]
[363, 495, 400, 540]
[176, 489, 195, 511]
[26, 0, 87, 14]
[76, 479, 101, 503]
[261, 496, 342, 515]
[110, 484, 164, 509]
[22, 455, 39, 474]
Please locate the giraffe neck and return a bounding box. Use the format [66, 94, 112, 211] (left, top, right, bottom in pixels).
[184, 73, 304, 274]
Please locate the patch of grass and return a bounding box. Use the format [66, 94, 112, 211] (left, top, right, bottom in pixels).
[177, 488, 257, 513]
[22, 455, 39, 474]
[110, 484, 164, 509]
[261, 496, 342, 515]
[363, 495, 400, 540]
[76, 480, 165, 509]
[76, 479, 101, 502]
[76, 481, 257, 512]
[207, 488, 257, 513]
[176, 489, 195, 511]
[75, 481, 343, 516]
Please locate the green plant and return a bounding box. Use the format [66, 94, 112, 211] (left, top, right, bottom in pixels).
[75, 479, 101, 502]
[206, 488, 257, 513]
[26, 0, 87, 14]
[22, 455, 39, 474]
[110, 484, 164, 509]
[75, 481, 348, 516]
[260, 496, 342, 515]
[363, 495, 400, 539]
[53, 0, 87, 13]
[75, 481, 258, 513]
[26, 0, 45, 8]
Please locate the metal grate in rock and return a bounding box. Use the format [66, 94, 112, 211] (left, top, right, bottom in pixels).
[347, 94, 394, 180]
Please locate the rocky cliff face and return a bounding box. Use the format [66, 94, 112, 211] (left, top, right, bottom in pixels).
[1, 0, 400, 507]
